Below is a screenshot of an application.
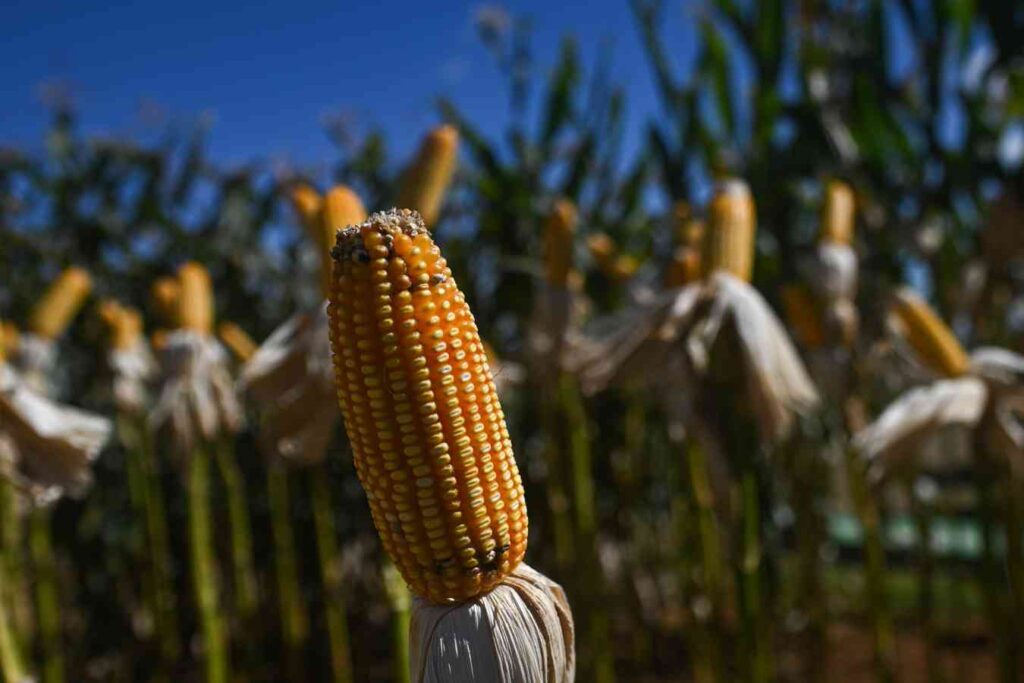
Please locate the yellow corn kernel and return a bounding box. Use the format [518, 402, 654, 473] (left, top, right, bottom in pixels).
[820, 180, 855, 245]
[665, 246, 702, 288]
[705, 179, 756, 282]
[319, 186, 368, 293]
[218, 322, 257, 362]
[543, 199, 578, 287]
[0, 320, 18, 362]
[780, 285, 825, 350]
[891, 288, 969, 377]
[151, 276, 181, 326]
[289, 182, 323, 236]
[396, 125, 459, 228]
[177, 262, 214, 334]
[327, 209, 527, 604]
[98, 300, 143, 350]
[28, 266, 92, 340]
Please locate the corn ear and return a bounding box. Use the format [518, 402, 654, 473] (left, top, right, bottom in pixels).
[151, 329, 170, 353]
[820, 180, 855, 245]
[28, 266, 92, 340]
[98, 301, 144, 350]
[151, 277, 181, 326]
[327, 209, 527, 603]
[543, 200, 578, 287]
[0, 322, 18, 363]
[177, 262, 214, 334]
[665, 246, 702, 288]
[289, 182, 323, 236]
[217, 322, 258, 362]
[396, 125, 459, 228]
[705, 180, 756, 282]
[891, 288, 969, 377]
[319, 186, 368, 294]
[780, 285, 825, 350]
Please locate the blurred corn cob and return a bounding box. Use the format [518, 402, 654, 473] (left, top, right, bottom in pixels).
[217, 322, 257, 363]
[705, 180, 755, 281]
[587, 232, 638, 282]
[0, 322, 19, 362]
[543, 199, 578, 288]
[781, 285, 825, 350]
[819, 180, 855, 245]
[666, 206, 705, 288]
[890, 288, 970, 378]
[150, 276, 181, 326]
[15, 267, 92, 396]
[328, 209, 527, 603]
[396, 125, 459, 228]
[27, 267, 92, 341]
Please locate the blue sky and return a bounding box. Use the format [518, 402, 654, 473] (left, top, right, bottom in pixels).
[0, 1, 698, 174]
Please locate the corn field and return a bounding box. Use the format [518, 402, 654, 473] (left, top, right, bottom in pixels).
[1, 1, 1024, 681]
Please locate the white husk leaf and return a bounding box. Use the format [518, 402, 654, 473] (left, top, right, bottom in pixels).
[572, 284, 702, 395]
[970, 347, 1024, 393]
[410, 564, 575, 683]
[109, 341, 157, 415]
[808, 243, 858, 302]
[11, 333, 57, 396]
[0, 364, 111, 506]
[240, 305, 337, 466]
[854, 377, 987, 482]
[149, 330, 242, 456]
[697, 273, 821, 441]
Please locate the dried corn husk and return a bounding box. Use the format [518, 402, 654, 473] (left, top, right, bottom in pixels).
[11, 334, 57, 396]
[98, 301, 155, 414]
[410, 564, 575, 683]
[240, 306, 336, 466]
[149, 330, 242, 457]
[969, 347, 1024, 394]
[695, 273, 820, 441]
[573, 284, 702, 395]
[576, 272, 818, 441]
[0, 364, 111, 506]
[854, 377, 987, 483]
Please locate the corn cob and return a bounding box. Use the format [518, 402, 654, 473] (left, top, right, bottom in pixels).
[780, 285, 825, 350]
[820, 180, 855, 245]
[177, 262, 214, 334]
[543, 199, 578, 287]
[320, 186, 368, 292]
[289, 182, 323, 235]
[667, 211, 706, 287]
[151, 277, 181, 326]
[586, 233, 616, 271]
[98, 301, 143, 350]
[28, 266, 92, 339]
[891, 288, 969, 377]
[217, 322, 257, 362]
[151, 330, 170, 353]
[705, 179, 756, 282]
[327, 209, 527, 603]
[672, 201, 693, 245]
[396, 125, 460, 228]
[0, 321, 18, 363]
